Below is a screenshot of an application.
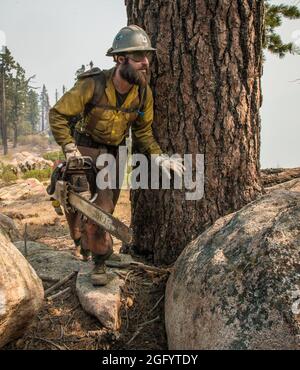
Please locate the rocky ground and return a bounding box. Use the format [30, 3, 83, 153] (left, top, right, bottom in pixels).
[3, 141, 299, 350]
[0, 142, 168, 350]
[0, 187, 167, 350]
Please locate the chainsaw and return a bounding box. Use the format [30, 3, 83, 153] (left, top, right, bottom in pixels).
[46, 156, 132, 244]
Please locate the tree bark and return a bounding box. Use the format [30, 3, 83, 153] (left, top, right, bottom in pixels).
[126, 0, 264, 265]
[13, 119, 18, 148]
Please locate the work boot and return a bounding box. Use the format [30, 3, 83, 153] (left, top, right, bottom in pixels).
[90, 251, 112, 286]
[91, 263, 108, 286]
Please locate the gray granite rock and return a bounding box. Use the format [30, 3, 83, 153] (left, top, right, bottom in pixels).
[76, 253, 134, 330]
[0, 178, 47, 205]
[165, 179, 300, 350]
[15, 241, 81, 281]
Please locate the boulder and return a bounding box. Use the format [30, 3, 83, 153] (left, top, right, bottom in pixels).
[0, 213, 20, 241]
[0, 152, 53, 178]
[11, 151, 53, 173]
[0, 226, 44, 348]
[15, 241, 82, 282]
[76, 253, 134, 330]
[165, 179, 300, 350]
[0, 178, 47, 205]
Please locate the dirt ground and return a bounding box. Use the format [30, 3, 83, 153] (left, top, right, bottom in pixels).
[0, 142, 168, 350]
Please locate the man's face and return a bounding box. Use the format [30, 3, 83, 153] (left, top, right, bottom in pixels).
[117, 51, 152, 87]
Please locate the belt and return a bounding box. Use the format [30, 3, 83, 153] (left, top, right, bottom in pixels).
[74, 130, 108, 149]
[74, 130, 126, 153]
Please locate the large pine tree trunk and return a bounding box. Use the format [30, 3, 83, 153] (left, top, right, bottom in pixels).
[126, 0, 264, 265]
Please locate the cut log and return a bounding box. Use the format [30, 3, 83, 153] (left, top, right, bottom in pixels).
[261, 167, 300, 188]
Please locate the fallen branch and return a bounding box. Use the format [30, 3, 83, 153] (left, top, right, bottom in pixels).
[45, 271, 77, 296]
[148, 295, 164, 315]
[127, 315, 160, 345]
[38, 275, 59, 283]
[114, 271, 126, 279]
[47, 287, 71, 301]
[28, 336, 66, 350]
[129, 262, 170, 274]
[64, 310, 76, 329]
[261, 167, 300, 187]
[108, 260, 170, 274]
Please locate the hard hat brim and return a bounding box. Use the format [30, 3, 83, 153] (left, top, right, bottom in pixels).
[106, 45, 156, 56]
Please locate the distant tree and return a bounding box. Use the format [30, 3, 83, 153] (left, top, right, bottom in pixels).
[0, 47, 41, 150]
[264, 1, 300, 57]
[62, 85, 66, 94]
[0, 47, 16, 154]
[9, 63, 28, 147]
[55, 88, 59, 103]
[40, 84, 50, 131]
[26, 89, 40, 132]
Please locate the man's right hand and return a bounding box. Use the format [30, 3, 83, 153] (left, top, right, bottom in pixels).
[63, 143, 82, 160]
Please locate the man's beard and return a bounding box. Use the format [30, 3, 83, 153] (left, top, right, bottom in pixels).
[119, 60, 149, 88]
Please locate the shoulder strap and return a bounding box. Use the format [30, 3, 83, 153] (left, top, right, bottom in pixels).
[79, 67, 147, 116]
[82, 71, 148, 134]
[137, 85, 147, 117]
[83, 71, 107, 117]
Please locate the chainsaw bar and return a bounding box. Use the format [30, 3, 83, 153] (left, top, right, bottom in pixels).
[68, 191, 132, 244]
[53, 180, 132, 244]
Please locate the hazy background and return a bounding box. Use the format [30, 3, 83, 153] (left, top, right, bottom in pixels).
[0, 0, 299, 168]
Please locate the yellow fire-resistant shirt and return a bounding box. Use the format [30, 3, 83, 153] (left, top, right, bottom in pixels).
[49, 68, 162, 155]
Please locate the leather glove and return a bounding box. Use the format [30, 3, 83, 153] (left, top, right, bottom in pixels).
[154, 154, 185, 179]
[63, 143, 82, 161]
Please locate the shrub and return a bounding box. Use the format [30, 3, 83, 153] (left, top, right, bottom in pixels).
[42, 150, 64, 162]
[22, 167, 52, 181]
[0, 163, 18, 184]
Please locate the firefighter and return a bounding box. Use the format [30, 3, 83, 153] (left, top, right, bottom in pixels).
[49, 25, 184, 286]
